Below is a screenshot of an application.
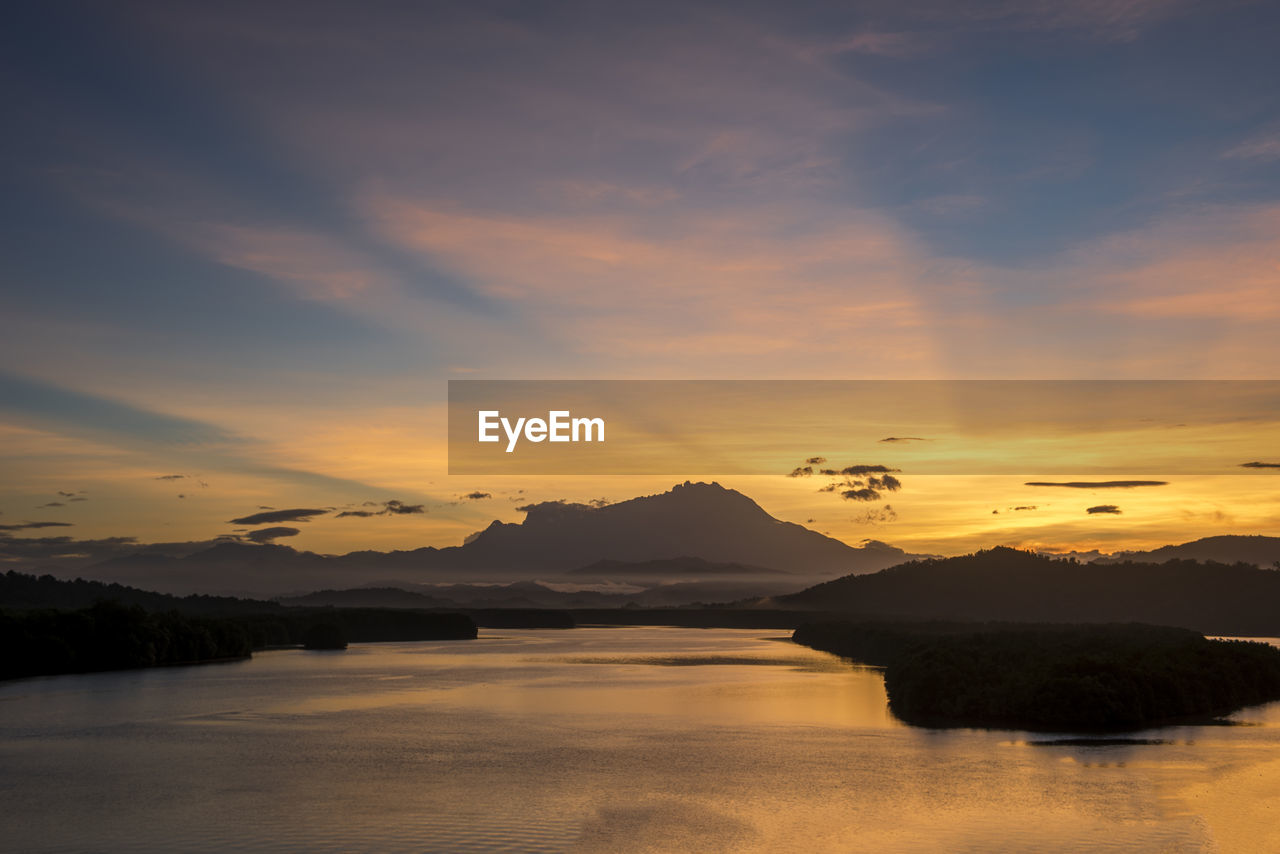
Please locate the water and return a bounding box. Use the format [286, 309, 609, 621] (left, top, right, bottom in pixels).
[2, 627, 1279, 853]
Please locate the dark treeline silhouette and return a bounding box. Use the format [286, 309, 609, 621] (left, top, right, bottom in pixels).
[1, 605, 477, 680]
[1, 570, 282, 615]
[0, 602, 253, 680]
[780, 547, 1280, 636]
[794, 620, 1280, 729]
[1, 572, 478, 680]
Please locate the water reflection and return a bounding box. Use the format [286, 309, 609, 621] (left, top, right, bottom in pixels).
[0, 627, 1278, 852]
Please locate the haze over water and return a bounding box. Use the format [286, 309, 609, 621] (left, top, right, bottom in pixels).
[2, 627, 1278, 853]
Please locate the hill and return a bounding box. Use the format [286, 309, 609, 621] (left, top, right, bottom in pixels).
[1096, 535, 1280, 568]
[778, 547, 1280, 636]
[0, 569, 282, 615]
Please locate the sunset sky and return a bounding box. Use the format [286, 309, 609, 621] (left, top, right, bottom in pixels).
[2, 0, 1278, 566]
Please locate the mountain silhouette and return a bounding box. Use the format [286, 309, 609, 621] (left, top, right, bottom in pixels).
[74, 482, 928, 596]
[448, 482, 908, 574]
[1095, 535, 1280, 568]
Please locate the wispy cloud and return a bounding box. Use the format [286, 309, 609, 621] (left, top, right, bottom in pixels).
[1223, 126, 1280, 162]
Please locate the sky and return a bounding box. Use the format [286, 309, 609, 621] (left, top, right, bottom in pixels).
[1, 0, 1278, 567]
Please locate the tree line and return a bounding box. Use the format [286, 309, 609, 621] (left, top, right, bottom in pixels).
[793, 620, 1280, 729]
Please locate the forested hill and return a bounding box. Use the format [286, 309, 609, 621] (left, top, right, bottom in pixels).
[793, 620, 1280, 729]
[0, 570, 282, 615]
[777, 547, 1280, 637]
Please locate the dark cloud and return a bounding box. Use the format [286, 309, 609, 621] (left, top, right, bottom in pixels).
[229, 508, 328, 525]
[587, 497, 611, 508]
[383, 500, 424, 515]
[836, 465, 899, 476]
[68, 496, 88, 502]
[38, 502, 65, 508]
[245, 526, 300, 543]
[57, 491, 79, 498]
[811, 462, 907, 503]
[1025, 481, 1168, 489]
[335, 499, 426, 518]
[805, 457, 826, 465]
[787, 466, 814, 477]
[1013, 505, 1037, 511]
[0, 521, 75, 531]
[1240, 461, 1280, 469]
[879, 437, 926, 443]
[1086, 505, 1123, 515]
[463, 491, 492, 500]
[155, 474, 186, 480]
[842, 488, 881, 501]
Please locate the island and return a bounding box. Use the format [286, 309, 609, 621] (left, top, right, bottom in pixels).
[793, 620, 1280, 730]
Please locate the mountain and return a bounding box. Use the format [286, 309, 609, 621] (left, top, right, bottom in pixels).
[71, 482, 931, 596]
[776, 547, 1280, 636]
[1095, 535, 1280, 568]
[437, 482, 917, 576]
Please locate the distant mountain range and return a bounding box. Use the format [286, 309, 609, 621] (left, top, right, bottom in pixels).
[35, 480, 1280, 606]
[1094, 535, 1280, 568]
[278, 577, 802, 610]
[776, 546, 1280, 636]
[66, 482, 931, 597]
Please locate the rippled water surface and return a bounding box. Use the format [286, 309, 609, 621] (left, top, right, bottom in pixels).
[3, 627, 1280, 853]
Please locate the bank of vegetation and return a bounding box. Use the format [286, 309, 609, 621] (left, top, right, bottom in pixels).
[1, 572, 478, 680]
[793, 621, 1280, 729]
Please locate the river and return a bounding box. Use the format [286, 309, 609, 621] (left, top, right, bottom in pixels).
[2, 627, 1279, 853]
